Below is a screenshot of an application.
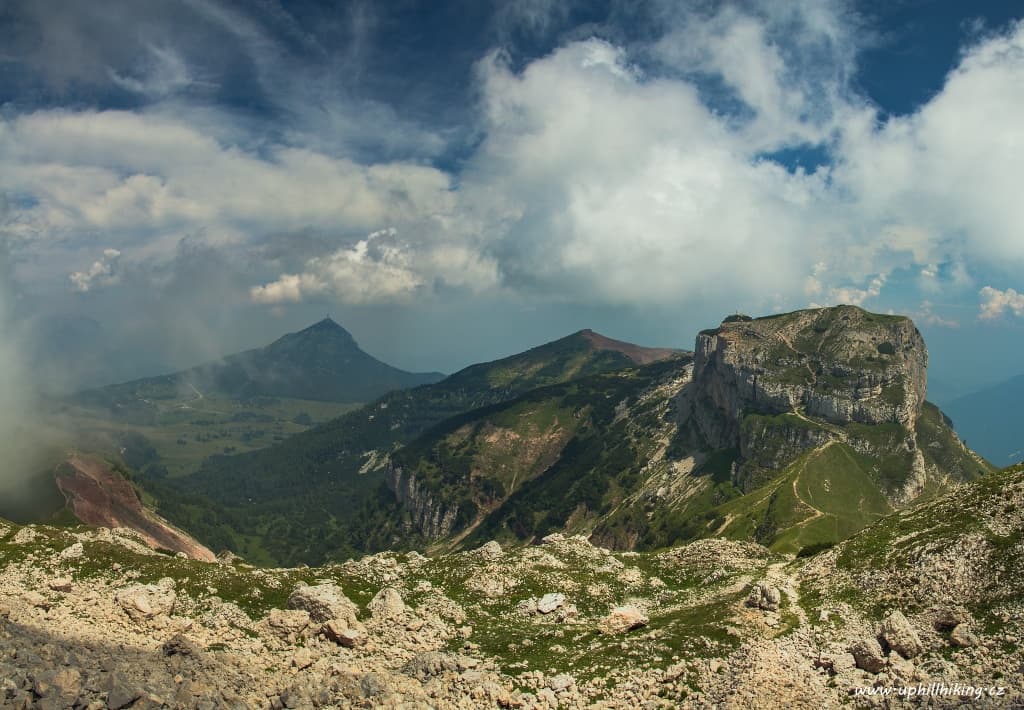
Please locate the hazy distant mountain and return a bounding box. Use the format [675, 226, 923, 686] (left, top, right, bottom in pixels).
[75, 318, 445, 411]
[944, 373, 1024, 465]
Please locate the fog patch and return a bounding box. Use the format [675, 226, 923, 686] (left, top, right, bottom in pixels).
[0, 205, 65, 521]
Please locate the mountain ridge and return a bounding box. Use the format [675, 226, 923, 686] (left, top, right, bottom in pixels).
[369, 306, 990, 559]
[144, 328, 690, 564]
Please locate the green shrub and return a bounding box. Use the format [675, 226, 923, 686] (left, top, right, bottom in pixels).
[796, 541, 835, 558]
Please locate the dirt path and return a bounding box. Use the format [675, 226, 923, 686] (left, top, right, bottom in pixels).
[763, 560, 809, 626]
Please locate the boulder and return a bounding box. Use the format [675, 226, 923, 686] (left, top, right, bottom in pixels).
[537, 593, 565, 614]
[368, 587, 406, 619]
[850, 638, 887, 674]
[745, 583, 781, 612]
[337, 627, 367, 648]
[115, 582, 177, 623]
[287, 583, 358, 625]
[11, 527, 39, 545]
[599, 605, 648, 634]
[546, 673, 576, 693]
[162, 633, 202, 658]
[517, 598, 539, 616]
[322, 618, 367, 647]
[402, 651, 463, 679]
[24, 591, 51, 610]
[104, 672, 143, 710]
[475, 540, 503, 561]
[48, 577, 73, 593]
[879, 610, 924, 659]
[950, 624, 979, 648]
[216, 550, 244, 564]
[556, 603, 579, 623]
[264, 609, 311, 642]
[932, 607, 969, 632]
[291, 647, 314, 670]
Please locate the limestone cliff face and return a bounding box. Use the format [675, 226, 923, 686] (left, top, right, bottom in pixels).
[688, 306, 927, 452]
[384, 462, 458, 540]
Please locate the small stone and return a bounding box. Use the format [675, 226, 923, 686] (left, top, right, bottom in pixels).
[48, 578, 73, 593]
[292, 647, 314, 670]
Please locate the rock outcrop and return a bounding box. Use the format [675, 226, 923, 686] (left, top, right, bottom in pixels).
[676, 306, 979, 501]
[688, 307, 927, 447]
[384, 463, 459, 540]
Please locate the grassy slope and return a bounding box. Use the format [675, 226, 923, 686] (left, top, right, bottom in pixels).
[391, 357, 691, 547]
[148, 333, 669, 566]
[818, 463, 1024, 629]
[712, 442, 893, 554]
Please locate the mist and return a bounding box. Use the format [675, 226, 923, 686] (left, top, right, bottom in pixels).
[0, 211, 65, 521]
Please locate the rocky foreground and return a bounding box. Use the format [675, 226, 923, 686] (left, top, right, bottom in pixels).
[2, 465, 1024, 709]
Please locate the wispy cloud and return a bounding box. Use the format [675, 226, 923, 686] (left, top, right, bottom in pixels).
[69, 248, 121, 292]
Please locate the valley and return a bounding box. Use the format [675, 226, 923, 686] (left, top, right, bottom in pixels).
[21, 305, 993, 572]
[1, 305, 1021, 708]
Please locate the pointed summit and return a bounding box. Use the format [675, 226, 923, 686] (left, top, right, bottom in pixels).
[279, 317, 356, 348]
[81, 318, 444, 407]
[305, 316, 346, 332]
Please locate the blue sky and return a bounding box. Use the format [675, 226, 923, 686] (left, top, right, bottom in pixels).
[0, 0, 1022, 398]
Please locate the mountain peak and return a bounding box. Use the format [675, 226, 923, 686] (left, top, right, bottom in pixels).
[575, 328, 685, 365]
[302, 317, 351, 335]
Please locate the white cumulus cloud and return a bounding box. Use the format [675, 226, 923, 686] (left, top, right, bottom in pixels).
[979, 286, 1024, 320]
[252, 229, 423, 305]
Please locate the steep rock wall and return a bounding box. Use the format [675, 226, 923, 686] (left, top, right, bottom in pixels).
[688, 306, 927, 452]
[384, 463, 459, 540]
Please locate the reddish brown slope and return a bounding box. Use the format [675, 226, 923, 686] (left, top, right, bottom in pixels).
[56, 455, 216, 562]
[580, 329, 687, 365]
